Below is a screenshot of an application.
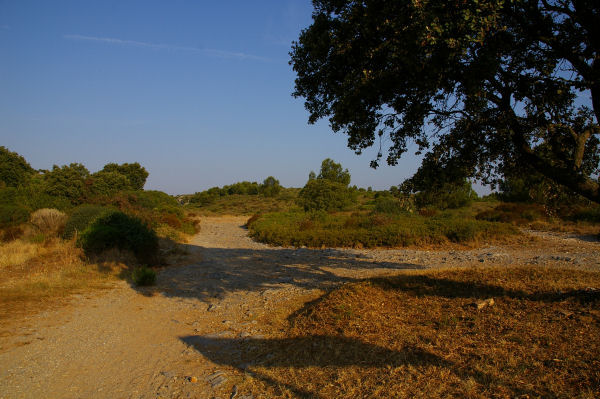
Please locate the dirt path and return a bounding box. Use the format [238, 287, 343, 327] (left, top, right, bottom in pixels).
[0, 216, 598, 399]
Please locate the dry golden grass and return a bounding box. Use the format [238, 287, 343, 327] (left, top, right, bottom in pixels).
[29, 208, 67, 235]
[235, 267, 600, 398]
[0, 238, 120, 322]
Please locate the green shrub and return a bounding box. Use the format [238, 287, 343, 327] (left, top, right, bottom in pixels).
[78, 211, 159, 265]
[63, 204, 113, 239]
[0, 204, 30, 228]
[248, 211, 518, 248]
[260, 176, 282, 197]
[568, 206, 600, 223]
[476, 203, 545, 225]
[373, 196, 408, 214]
[297, 179, 356, 211]
[132, 267, 156, 286]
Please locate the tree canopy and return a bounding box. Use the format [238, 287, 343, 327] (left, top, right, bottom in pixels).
[100, 162, 149, 191]
[0, 146, 35, 188]
[290, 0, 600, 202]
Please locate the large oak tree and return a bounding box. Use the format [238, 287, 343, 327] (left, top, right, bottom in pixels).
[290, 0, 600, 202]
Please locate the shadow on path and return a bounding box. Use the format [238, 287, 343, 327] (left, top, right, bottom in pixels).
[148, 244, 423, 301]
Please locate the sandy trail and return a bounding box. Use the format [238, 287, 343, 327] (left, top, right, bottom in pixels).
[0, 216, 598, 399]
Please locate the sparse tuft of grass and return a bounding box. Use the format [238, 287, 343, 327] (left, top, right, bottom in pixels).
[237, 266, 600, 398]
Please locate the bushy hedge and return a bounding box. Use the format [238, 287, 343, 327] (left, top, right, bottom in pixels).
[248, 211, 518, 248]
[297, 179, 356, 212]
[77, 211, 159, 264]
[63, 204, 114, 239]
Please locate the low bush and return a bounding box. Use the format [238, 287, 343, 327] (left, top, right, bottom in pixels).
[131, 267, 156, 286]
[373, 196, 408, 214]
[29, 208, 67, 236]
[248, 211, 518, 248]
[77, 212, 159, 265]
[476, 203, 545, 225]
[63, 204, 113, 239]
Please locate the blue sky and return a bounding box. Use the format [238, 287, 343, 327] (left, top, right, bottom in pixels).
[0, 0, 422, 194]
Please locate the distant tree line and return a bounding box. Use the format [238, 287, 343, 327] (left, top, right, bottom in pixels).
[187, 176, 282, 206]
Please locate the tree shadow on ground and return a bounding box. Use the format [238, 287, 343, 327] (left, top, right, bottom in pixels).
[138, 244, 424, 301]
[180, 334, 542, 399]
[367, 274, 600, 304]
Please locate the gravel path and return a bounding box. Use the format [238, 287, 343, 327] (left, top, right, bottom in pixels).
[0, 216, 598, 399]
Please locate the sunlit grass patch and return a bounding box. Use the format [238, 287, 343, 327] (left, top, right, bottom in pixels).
[237, 266, 600, 398]
[0, 239, 119, 322]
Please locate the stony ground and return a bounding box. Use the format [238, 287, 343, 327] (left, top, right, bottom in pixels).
[0, 216, 598, 399]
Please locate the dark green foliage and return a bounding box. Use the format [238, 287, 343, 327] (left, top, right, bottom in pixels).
[297, 159, 356, 211]
[63, 204, 113, 239]
[89, 171, 132, 196]
[291, 0, 600, 203]
[43, 163, 90, 205]
[298, 179, 355, 212]
[476, 203, 545, 225]
[188, 182, 264, 205]
[78, 212, 159, 265]
[260, 176, 282, 197]
[0, 146, 35, 188]
[100, 162, 148, 191]
[317, 158, 351, 185]
[0, 204, 30, 228]
[568, 206, 600, 223]
[373, 196, 408, 215]
[249, 211, 518, 248]
[132, 267, 156, 286]
[414, 180, 478, 210]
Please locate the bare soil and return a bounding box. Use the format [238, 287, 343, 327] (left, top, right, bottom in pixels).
[0, 216, 598, 399]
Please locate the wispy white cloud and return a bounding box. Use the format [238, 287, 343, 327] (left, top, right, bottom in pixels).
[63, 34, 271, 62]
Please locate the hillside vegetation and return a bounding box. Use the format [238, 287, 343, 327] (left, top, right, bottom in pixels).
[0, 147, 197, 321]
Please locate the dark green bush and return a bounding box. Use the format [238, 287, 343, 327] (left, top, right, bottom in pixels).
[0, 146, 35, 188]
[260, 176, 282, 197]
[0, 204, 30, 228]
[63, 204, 113, 239]
[373, 196, 408, 214]
[78, 211, 159, 265]
[414, 180, 478, 210]
[43, 163, 90, 205]
[132, 267, 156, 286]
[297, 179, 356, 211]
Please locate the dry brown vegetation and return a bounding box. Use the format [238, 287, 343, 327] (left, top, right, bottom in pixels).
[0, 238, 121, 322]
[236, 266, 600, 398]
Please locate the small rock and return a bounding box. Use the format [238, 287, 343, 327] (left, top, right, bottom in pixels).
[160, 371, 174, 378]
[188, 376, 198, 383]
[208, 304, 218, 312]
[472, 298, 495, 310]
[206, 371, 228, 388]
[230, 385, 238, 399]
